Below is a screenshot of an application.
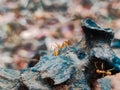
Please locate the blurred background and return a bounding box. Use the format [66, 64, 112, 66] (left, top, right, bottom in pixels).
[0, 0, 120, 70]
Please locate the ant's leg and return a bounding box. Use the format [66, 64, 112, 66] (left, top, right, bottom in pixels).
[101, 63, 104, 77]
[108, 68, 115, 71]
[95, 62, 98, 69]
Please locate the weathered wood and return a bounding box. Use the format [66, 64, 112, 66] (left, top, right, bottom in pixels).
[0, 18, 120, 90]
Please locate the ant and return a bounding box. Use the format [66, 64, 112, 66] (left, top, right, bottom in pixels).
[54, 40, 71, 56]
[95, 62, 114, 77]
[54, 48, 59, 56]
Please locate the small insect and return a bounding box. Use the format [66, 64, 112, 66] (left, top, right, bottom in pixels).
[54, 40, 71, 56]
[54, 49, 59, 56]
[62, 40, 71, 47]
[96, 69, 112, 76]
[95, 62, 114, 76]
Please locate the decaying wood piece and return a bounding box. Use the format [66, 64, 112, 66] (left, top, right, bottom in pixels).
[0, 68, 20, 90]
[82, 18, 120, 72]
[0, 18, 120, 90]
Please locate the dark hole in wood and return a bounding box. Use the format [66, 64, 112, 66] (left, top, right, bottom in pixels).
[18, 83, 29, 90]
[43, 77, 55, 85]
[88, 57, 119, 89]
